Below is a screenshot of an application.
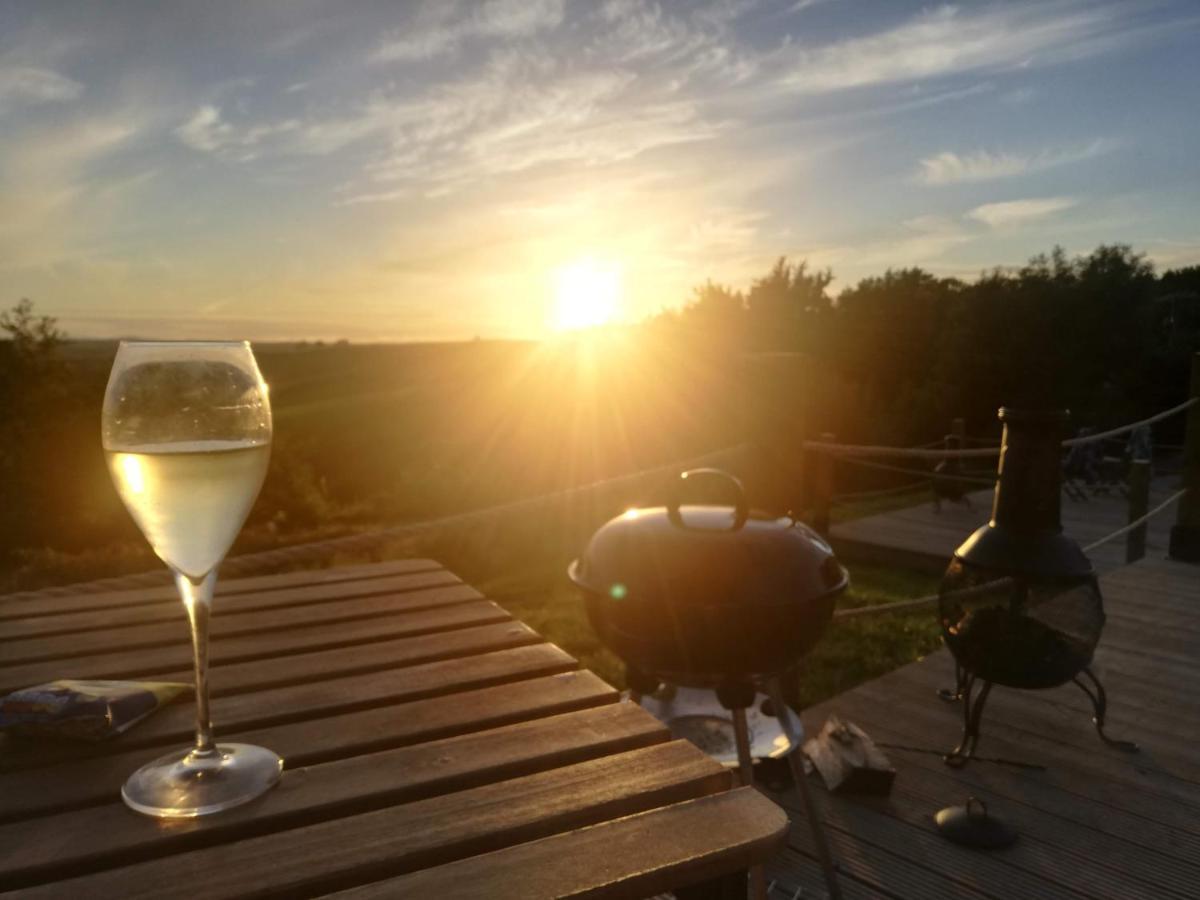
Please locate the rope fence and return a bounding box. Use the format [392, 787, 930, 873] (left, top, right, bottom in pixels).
[806, 397, 1198, 461]
[832, 486, 1189, 620]
[1080, 488, 1188, 553]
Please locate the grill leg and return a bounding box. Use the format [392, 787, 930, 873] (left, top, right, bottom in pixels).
[730, 706, 768, 900]
[1074, 667, 1139, 753]
[945, 675, 991, 768]
[765, 679, 843, 900]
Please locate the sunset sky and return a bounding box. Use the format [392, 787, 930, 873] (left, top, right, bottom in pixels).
[2, 0, 1198, 341]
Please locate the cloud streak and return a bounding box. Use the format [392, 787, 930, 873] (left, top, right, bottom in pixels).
[0, 65, 83, 113]
[969, 196, 1078, 228]
[777, 2, 1147, 94]
[373, 0, 565, 62]
[917, 140, 1113, 185]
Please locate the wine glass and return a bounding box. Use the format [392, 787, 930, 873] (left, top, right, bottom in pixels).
[102, 341, 281, 817]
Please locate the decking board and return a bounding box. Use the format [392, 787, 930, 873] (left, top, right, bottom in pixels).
[764, 555, 1200, 900]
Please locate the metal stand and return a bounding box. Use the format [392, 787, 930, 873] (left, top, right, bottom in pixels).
[940, 665, 1139, 766]
[943, 673, 992, 768]
[730, 706, 768, 900]
[645, 674, 843, 900]
[765, 679, 843, 900]
[1073, 666, 1139, 752]
[938, 663, 967, 702]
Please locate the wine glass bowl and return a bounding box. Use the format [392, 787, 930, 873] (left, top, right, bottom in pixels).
[102, 341, 281, 817]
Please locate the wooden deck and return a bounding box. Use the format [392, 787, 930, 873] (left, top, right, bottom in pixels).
[762, 554, 1200, 899]
[829, 476, 1180, 574]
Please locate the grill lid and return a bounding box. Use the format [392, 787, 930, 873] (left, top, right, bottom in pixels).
[569, 468, 847, 608]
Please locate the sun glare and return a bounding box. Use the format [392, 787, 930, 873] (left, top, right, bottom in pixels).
[552, 258, 621, 331]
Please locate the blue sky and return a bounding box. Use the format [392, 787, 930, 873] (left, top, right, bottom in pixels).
[2, 0, 1198, 340]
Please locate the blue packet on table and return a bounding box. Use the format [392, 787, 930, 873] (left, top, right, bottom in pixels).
[0, 679, 188, 741]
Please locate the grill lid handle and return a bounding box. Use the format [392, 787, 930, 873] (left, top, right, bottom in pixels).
[667, 468, 749, 531]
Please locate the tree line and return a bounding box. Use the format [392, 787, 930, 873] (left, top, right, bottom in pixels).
[649, 244, 1200, 445]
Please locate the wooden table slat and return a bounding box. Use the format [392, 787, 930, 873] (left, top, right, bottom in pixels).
[333, 787, 789, 900]
[0, 559, 445, 621]
[0, 597, 509, 694]
[10, 741, 732, 900]
[1, 670, 618, 821]
[0, 702, 670, 890]
[0, 643, 578, 772]
[1, 580, 482, 664]
[0, 571, 465, 643]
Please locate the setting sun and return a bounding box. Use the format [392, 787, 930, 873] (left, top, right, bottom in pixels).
[552, 258, 622, 331]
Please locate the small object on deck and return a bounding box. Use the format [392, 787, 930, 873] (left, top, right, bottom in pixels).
[0, 679, 188, 741]
[802, 714, 896, 795]
[935, 796, 1018, 849]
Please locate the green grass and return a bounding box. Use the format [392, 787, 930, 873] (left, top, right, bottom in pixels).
[788, 563, 942, 708]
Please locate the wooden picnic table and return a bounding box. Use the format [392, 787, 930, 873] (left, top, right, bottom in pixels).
[0, 558, 787, 898]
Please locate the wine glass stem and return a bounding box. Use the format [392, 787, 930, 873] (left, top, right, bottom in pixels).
[175, 570, 217, 756]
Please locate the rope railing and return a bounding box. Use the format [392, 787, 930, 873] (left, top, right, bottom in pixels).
[806, 397, 1199, 461]
[1, 443, 752, 602]
[1061, 397, 1198, 447]
[1080, 488, 1188, 553]
[832, 486, 1189, 620]
[828, 454, 997, 488]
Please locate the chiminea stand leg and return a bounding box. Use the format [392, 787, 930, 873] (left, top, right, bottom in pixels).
[765, 679, 843, 900]
[729, 706, 768, 900]
[945, 675, 991, 768]
[939, 663, 968, 702]
[1074, 667, 1139, 753]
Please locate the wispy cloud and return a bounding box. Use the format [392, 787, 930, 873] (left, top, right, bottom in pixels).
[0, 65, 83, 113]
[969, 196, 1077, 228]
[373, 0, 565, 62]
[175, 105, 232, 152]
[0, 115, 142, 268]
[787, 0, 834, 13]
[777, 2, 1148, 94]
[917, 140, 1113, 185]
[175, 104, 299, 160]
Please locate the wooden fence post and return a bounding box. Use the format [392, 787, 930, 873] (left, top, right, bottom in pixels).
[1169, 352, 1200, 562]
[812, 432, 835, 537]
[1126, 459, 1151, 564]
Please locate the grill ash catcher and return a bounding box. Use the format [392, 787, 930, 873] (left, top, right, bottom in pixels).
[570, 468, 846, 900]
[937, 408, 1139, 771]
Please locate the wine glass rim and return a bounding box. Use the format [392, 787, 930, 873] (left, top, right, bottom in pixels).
[118, 340, 252, 348]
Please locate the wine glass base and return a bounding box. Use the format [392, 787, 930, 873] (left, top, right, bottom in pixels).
[121, 742, 283, 818]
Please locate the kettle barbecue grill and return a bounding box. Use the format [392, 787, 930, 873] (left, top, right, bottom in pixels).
[570, 468, 845, 899]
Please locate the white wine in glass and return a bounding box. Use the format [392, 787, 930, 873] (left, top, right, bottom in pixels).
[102, 341, 281, 817]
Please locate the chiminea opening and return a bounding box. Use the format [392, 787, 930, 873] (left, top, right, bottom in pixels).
[937, 408, 1138, 766]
